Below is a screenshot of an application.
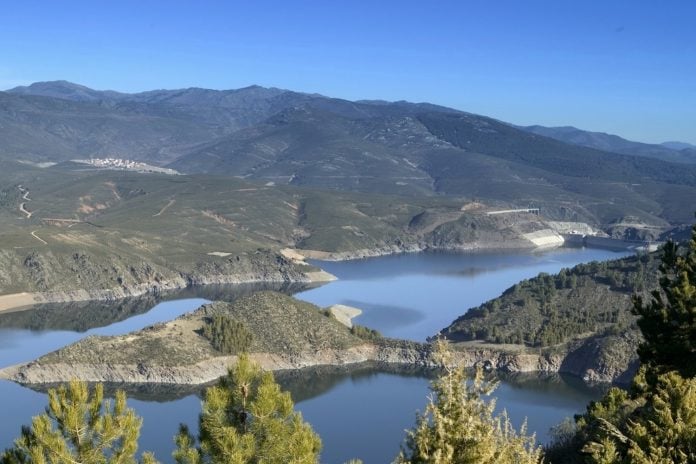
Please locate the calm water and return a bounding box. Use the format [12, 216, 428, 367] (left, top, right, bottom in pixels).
[0, 247, 629, 463]
[296, 248, 631, 341]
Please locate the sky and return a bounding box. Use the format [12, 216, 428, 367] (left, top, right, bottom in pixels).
[1, 0, 695, 144]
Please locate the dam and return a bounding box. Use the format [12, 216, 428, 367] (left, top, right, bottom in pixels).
[562, 234, 661, 252]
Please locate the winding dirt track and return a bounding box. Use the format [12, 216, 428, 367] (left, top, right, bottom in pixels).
[30, 230, 47, 245]
[18, 185, 32, 218]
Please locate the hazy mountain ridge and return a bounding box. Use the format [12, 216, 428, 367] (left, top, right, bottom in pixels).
[661, 141, 696, 151]
[522, 124, 696, 164]
[8, 80, 130, 102]
[3, 80, 696, 226]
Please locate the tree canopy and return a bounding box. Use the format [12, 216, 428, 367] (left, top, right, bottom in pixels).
[547, 219, 696, 464]
[395, 341, 542, 464]
[173, 354, 321, 464]
[1, 380, 156, 464]
[632, 223, 696, 380]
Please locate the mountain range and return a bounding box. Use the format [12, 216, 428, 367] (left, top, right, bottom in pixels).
[2, 80, 696, 227]
[521, 125, 696, 165]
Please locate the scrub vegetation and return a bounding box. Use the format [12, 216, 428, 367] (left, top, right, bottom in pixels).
[442, 252, 659, 348]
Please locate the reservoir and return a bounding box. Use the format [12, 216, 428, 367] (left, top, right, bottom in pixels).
[0, 247, 629, 463]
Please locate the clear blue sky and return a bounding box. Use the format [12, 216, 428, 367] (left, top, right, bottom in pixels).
[1, 0, 695, 144]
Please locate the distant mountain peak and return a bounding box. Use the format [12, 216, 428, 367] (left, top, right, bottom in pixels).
[661, 141, 696, 151]
[13, 79, 88, 89]
[8, 80, 127, 102]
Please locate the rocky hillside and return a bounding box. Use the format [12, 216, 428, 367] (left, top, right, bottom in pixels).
[0, 160, 579, 303]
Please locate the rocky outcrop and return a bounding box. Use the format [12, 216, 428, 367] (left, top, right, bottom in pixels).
[0, 350, 338, 385]
[560, 332, 641, 384]
[1, 343, 427, 385]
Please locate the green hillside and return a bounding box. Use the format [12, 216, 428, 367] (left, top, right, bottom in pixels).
[440, 252, 659, 347]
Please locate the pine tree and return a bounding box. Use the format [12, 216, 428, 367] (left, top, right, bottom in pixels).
[202, 314, 253, 355]
[546, 218, 696, 463]
[173, 354, 321, 464]
[395, 340, 542, 464]
[582, 372, 696, 463]
[632, 220, 696, 380]
[1, 380, 156, 464]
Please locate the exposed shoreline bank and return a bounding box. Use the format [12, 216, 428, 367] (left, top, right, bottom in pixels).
[0, 236, 636, 314]
[0, 293, 40, 313]
[295, 240, 558, 262]
[0, 268, 337, 314]
[0, 239, 553, 313]
[0, 338, 635, 386]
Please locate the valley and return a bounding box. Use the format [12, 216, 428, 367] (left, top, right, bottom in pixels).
[0, 80, 692, 463]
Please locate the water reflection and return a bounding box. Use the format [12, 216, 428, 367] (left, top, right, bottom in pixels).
[0, 248, 630, 463]
[0, 282, 314, 333]
[0, 282, 314, 368]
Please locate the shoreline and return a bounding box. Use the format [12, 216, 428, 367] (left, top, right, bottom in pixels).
[0, 293, 40, 313]
[327, 304, 363, 328]
[295, 240, 553, 262]
[296, 237, 640, 263]
[0, 240, 545, 313]
[0, 239, 632, 314]
[0, 338, 634, 386]
[0, 269, 337, 315]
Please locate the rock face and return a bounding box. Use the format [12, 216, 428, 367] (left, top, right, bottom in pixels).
[560, 332, 641, 384]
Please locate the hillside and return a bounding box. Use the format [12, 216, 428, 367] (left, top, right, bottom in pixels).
[3, 81, 696, 228]
[38, 292, 366, 366]
[1, 290, 644, 385]
[172, 105, 696, 226]
[0, 292, 426, 384]
[439, 252, 662, 382]
[0, 82, 319, 164]
[0, 160, 568, 304]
